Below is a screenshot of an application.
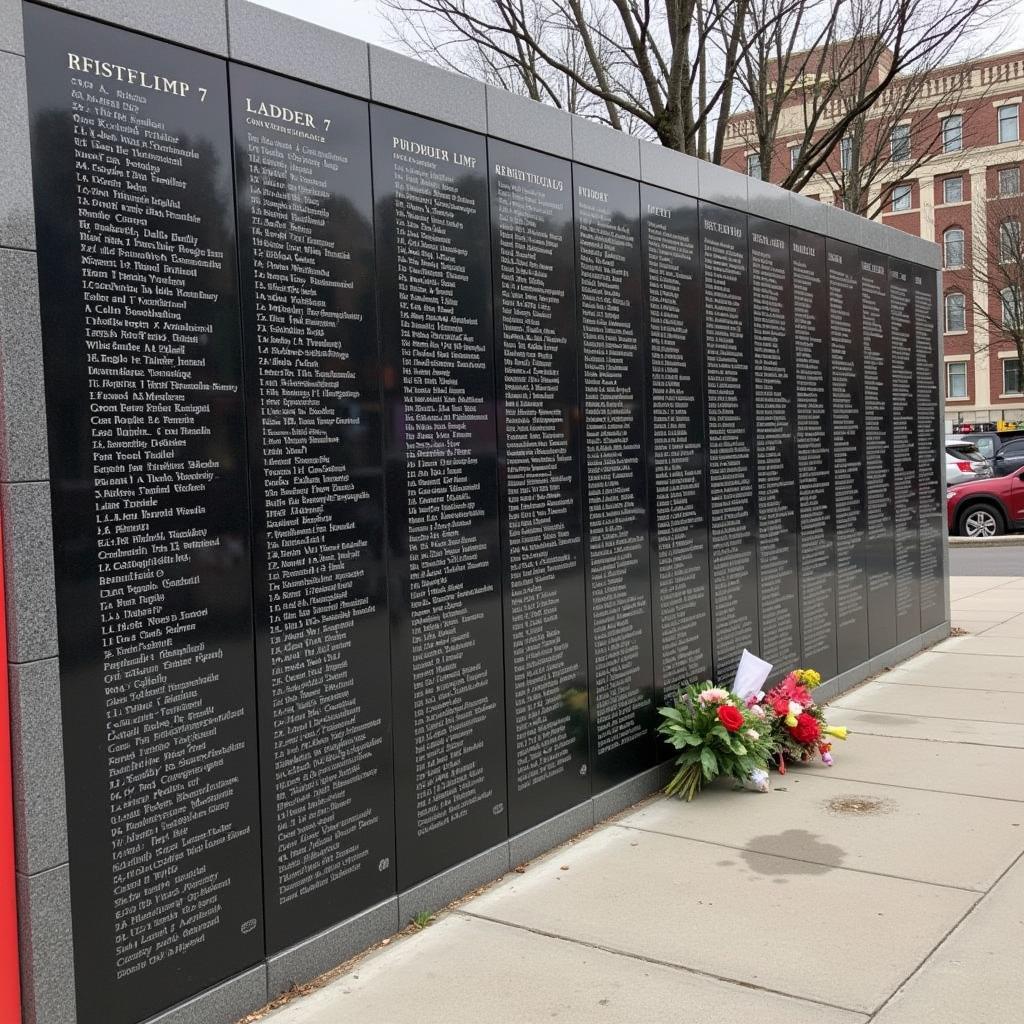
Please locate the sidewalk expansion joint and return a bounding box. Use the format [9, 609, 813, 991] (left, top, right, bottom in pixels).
[457, 910, 871, 1020]
[817, 773, 1024, 804]
[607, 824, 988, 895]
[831, 727, 1024, 750]
[830, 705, 1024, 726]
[918, 648, 1024, 659]
[866, 678, 1024, 694]
[863, 847, 1024, 1022]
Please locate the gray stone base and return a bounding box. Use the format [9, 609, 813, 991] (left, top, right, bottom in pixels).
[143, 965, 267, 1024]
[509, 801, 595, 868]
[397, 842, 511, 924]
[815, 620, 950, 704]
[266, 898, 399, 997]
[591, 764, 666, 822]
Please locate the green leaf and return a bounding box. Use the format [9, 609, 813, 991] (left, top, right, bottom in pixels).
[678, 748, 701, 768]
[658, 706, 685, 723]
[700, 747, 719, 779]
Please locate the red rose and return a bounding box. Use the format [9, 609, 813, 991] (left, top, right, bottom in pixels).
[789, 712, 821, 745]
[716, 705, 744, 733]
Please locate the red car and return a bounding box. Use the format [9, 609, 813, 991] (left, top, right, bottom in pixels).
[947, 468, 1024, 537]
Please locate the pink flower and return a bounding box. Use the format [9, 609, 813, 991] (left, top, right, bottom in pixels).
[771, 675, 812, 713]
[749, 704, 766, 720]
[698, 687, 730, 704]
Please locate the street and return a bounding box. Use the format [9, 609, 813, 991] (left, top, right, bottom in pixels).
[950, 542, 1024, 576]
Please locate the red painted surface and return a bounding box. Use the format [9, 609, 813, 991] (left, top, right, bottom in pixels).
[0, 510, 22, 1022]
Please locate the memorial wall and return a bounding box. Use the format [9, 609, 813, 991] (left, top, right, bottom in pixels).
[9, 3, 947, 1023]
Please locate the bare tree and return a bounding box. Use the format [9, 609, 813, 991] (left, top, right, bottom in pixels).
[381, 0, 1011, 187]
[970, 186, 1024, 387]
[731, 0, 1009, 195]
[380, 0, 770, 161]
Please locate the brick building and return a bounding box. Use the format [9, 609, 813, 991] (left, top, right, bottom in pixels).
[723, 48, 1024, 432]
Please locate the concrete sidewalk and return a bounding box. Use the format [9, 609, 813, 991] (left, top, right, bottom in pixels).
[251, 575, 1024, 1024]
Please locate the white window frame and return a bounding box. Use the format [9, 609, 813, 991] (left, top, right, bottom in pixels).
[892, 184, 912, 211]
[942, 176, 963, 203]
[789, 144, 801, 170]
[1003, 356, 1022, 396]
[945, 291, 966, 332]
[840, 136, 853, 171]
[999, 167, 1020, 196]
[944, 227, 965, 268]
[946, 360, 969, 399]
[890, 123, 911, 161]
[999, 220, 1021, 264]
[1001, 286, 1021, 330]
[942, 114, 963, 153]
[746, 152, 761, 178]
[999, 104, 1020, 144]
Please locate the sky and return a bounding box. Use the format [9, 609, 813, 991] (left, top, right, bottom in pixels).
[252, 0, 393, 47]
[255, 0, 1024, 60]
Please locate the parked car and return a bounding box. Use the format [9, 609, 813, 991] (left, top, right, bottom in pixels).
[947, 468, 1024, 536]
[944, 440, 994, 485]
[990, 436, 1024, 476]
[947, 429, 1024, 469]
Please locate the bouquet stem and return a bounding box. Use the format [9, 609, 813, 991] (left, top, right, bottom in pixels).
[665, 762, 703, 802]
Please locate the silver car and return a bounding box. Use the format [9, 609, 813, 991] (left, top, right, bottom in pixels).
[945, 439, 994, 485]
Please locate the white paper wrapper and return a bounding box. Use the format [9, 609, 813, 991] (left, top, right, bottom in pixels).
[731, 649, 773, 701]
[744, 768, 770, 793]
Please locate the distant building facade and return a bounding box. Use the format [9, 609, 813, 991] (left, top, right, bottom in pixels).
[723, 48, 1024, 432]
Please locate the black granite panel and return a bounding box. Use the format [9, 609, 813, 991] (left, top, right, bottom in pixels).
[827, 239, 869, 671]
[231, 64, 395, 952]
[859, 253, 898, 656]
[750, 217, 801, 683]
[790, 229, 838, 679]
[25, 7, 263, 1021]
[700, 202, 760, 683]
[371, 105, 507, 888]
[573, 165, 655, 788]
[889, 259, 922, 643]
[640, 184, 712, 705]
[489, 140, 590, 832]
[913, 267, 945, 629]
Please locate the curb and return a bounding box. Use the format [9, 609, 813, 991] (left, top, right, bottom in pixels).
[949, 535, 1024, 547]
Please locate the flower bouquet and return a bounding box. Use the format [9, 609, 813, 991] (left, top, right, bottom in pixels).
[658, 683, 776, 801]
[746, 668, 849, 773]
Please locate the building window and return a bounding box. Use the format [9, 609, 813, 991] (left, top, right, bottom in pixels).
[944, 227, 965, 268]
[943, 176, 963, 203]
[840, 136, 853, 171]
[945, 291, 966, 332]
[999, 220, 1021, 263]
[946, 360, 969, 399]
[1005, 359, 1023, 394]
[998, 104, 1020, 143]
[1002, 287, 1022, 330]
[891, 123, 911, 161]
[892, 184, 912, 211]
[942, 114, 963, 153]
[789, 144, 801, 170]
[746, 152, 761, 178]
[999, 167, 1020, 195]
